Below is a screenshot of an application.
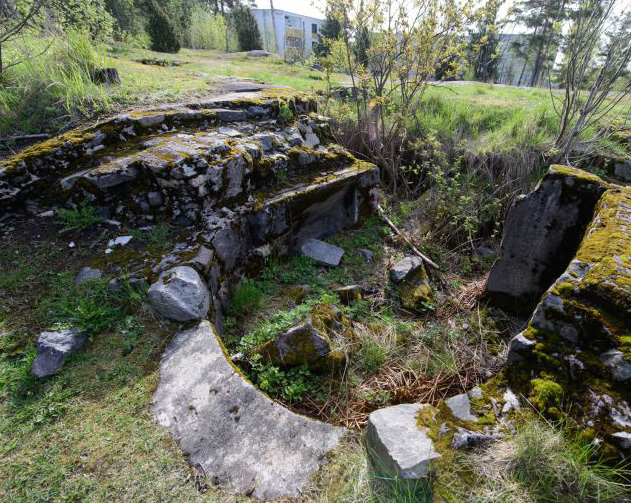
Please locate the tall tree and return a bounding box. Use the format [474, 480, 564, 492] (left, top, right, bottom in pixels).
[514, 0, 567, 87]
[143, 0, 181, 53]
[469, 0, 504, 82]
[230, 4, 261, 51]
[314, 7, 342, 58]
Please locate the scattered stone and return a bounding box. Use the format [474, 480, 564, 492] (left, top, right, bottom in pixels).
[335, 285, 362, 305]
[505, 333, 536, 365]
[37, 210, 55, 218]
[148, 266, 210, 322]
[76, 267, 102, 285]
[451, 428, 495, 450]
[445, 393, 477, 422]
[68, 241, 75, 248]
[392, 257, 433, 313]
[153, 321, 345, 501]
[389, 256, 423, 283]
[246, 50, 272, 57]
[107, 235, 133, 248]
[468, 387, 483, 399]
[612, 432, 631, 450]
[600, 350, 631, 382]
[501, 389, 521, 415]
[300, 238, 345, 267]
[31, 328, 87, 378]
[366, 404, 441, 479]
[147, 191, 164, 207]
[358, 248, 374, 262]
[283, 284, 312, 303]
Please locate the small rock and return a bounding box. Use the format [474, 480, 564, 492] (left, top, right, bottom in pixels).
[366, 404, 441, 479]
[31, 328, 87, 378]
[389, 256, 423, 283]
[68, 241, 75, 248]
[599, 349, 631, 382]
[107, 235, 133, 248]
[506, 333, 536, 365]
[468, 387, 483, 399]
[105, 219, 122, 227]
[501, 389, 521, 415]
[246, 49, 271, 57]
[283, 284, 313, 303]
[393, 257, 433, 313]
[475, 246, 496, 263]
[611, 432, 631, 450]
[445, 393, 477, 422]
[37, 210, 55, 218]
[305, 132, 320, 148]
[358, 248, 375, 262]
[148, 266, 210, 322]
[105, 248, 113, 254]
[335, 285, 362, 305]
[257, 321, 335, 371]
[451, 428, 495, 450]
[76, 267, 102, 285]
[147, 191, 164, 207]
[300, 238, 345, 267]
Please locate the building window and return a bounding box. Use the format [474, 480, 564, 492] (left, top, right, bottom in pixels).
[312, 23, 318, 34]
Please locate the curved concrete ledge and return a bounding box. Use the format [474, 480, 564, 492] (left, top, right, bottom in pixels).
[153, 321, 346, 501]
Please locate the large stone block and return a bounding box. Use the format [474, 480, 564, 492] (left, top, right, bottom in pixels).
[486, 165, 608, 314]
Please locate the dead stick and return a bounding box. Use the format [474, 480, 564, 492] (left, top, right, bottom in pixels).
[377, 204, 440, 270]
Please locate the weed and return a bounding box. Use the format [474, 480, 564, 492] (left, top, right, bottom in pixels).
[248, 357, 318, 402]
[57, 201, 104, 234]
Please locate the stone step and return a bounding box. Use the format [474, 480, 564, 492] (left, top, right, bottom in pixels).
[0, 88, 317, 210]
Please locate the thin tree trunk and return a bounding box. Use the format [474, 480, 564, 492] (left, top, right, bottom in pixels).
[269, 0, 279, 54]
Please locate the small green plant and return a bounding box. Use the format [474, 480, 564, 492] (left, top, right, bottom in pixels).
[278, 103, 294, 122]
[57, 201, 104, 233]
[225, 278, 268, 318]
[249, 356, 318, 402]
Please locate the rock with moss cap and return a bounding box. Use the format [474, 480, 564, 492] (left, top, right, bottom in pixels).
[495, 183, 631, 458]
[256, 303, 351, 371]
[390, 256, 434, 313]
[486, 165, 609, 314]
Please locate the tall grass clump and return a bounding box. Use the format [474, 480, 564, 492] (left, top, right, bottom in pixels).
[461, 419, 631, 503]
[0, 31, 110, 135]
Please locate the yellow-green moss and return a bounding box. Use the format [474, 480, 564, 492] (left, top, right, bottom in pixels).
[529, 378, 563, 410]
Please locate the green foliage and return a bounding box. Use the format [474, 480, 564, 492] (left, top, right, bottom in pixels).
[188, 8, 237, 51]
[278, 103, 294, 122]
[248, 357, 318, 402]
[57, 201, 104, 233]
[143, 0, 181, 53]
[225, 278, 267, 317]
[47, 0, 115, 41]
[229, 5, 261, 52]
[0, 32, 109, 135]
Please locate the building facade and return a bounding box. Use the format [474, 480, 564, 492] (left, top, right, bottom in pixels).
[251, 8, 323, 61]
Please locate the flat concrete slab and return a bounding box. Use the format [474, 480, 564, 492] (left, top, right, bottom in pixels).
[153, 321, 346, 501]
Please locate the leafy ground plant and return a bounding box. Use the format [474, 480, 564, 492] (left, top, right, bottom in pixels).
[57, 201, 104, 234]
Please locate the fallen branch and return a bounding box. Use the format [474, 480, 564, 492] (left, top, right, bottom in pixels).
[377, 204, 440, 270]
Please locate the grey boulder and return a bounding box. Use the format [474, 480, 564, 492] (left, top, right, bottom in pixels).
[76, 267, 102, 285]
[153, 321, 345, 501]
[506, 333, 537, 365]
[31, 328, 87, 378]
[148, 266, 210, 322]
[389, 256, 423, 283]
[300, 238, 344, 267]
[445, 393, 477, 422]
[600, 350, 631, 382]
[366, 403, 441, 479]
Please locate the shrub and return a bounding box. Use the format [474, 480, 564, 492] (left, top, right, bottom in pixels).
[229, 5, 262, 52]
[188, 8, 236, 51]
[143, 0, 180, 53]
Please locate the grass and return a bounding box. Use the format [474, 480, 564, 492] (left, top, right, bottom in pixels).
[222, 214, 510, 428]
[438, 416, 631, 503]
[0, 33, 346, 138]
[57, 202, 105, 234]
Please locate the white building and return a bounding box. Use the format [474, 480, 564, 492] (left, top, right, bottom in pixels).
[251, 8, 324, 61]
